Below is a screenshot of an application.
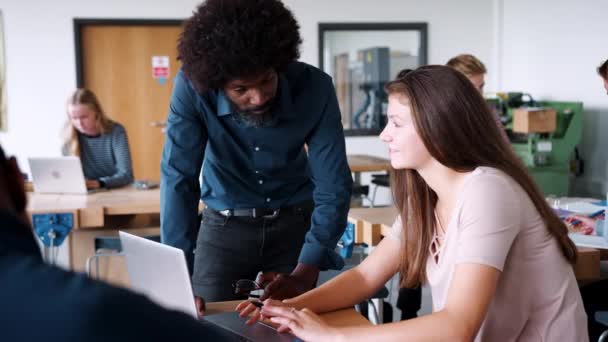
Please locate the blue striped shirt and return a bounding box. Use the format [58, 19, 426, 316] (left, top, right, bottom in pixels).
[74, 123, 134, 188]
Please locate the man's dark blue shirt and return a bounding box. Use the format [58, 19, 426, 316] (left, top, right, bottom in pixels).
[161, 61, 352, 271]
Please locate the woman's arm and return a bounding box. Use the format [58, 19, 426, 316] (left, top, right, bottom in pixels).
[100, 125, 134, 188]
[266, 263, 500, 342]
[285, 235, 402, 313]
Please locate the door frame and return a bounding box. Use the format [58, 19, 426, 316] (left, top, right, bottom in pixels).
[73, 18, 184, 87]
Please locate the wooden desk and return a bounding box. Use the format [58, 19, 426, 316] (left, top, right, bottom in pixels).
[347, 154, 391, 174]
[348, 206, 397, 246]
[348, 206, 602, 281]
[26, 186, 205, 286]
[27, 187, 163, 229]
[347, 155, 391, 207]
[207, 300, 371, 328]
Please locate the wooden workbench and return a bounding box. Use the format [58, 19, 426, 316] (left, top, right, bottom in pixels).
[347, 154, 391, 173]
[27, 187, 163, 228]
[26, 186, 204, 286]
[348, 206, 397, 246]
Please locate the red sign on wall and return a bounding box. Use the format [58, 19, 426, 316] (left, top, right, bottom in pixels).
[151, 56, 170, 83]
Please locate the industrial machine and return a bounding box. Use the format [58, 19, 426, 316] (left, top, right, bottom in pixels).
[487, 93, 583, 196]
[352, 47, 390, 130]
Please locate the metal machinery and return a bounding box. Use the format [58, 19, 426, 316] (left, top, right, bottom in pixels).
[352, 47, 390, 130]
[487, 93, 583, 196]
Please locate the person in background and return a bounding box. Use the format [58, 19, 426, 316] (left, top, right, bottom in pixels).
[62, 88, 133, 189]
[238, 66, 588, 341]
[572, 57, 608, 341]
[162, 0, 352, 315]
[0, 144, 226, 341]
[447, 54, 487, 92]
[447, 53, 509, 143]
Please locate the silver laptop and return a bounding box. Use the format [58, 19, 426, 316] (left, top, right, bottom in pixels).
[119, 231, 298, 342]
[28, 157, 94, 194]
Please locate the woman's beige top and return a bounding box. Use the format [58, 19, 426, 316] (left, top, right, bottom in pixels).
[388, 167, 588, 342]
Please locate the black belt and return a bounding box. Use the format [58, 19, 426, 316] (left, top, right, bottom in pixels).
[218, 207, 280, 219]
[215, 201, 313, 219]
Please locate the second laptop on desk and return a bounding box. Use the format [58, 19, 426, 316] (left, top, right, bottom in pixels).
[28, 157, 106, 194]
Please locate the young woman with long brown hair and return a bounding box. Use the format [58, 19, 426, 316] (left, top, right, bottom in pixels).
[237, 65, 588, 341]
[62, 88, 133, 189]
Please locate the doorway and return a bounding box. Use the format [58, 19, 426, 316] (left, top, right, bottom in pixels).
[74, 19, 183, 181]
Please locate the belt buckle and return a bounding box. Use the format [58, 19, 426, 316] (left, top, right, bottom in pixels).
[219, 209, 232, 217]
[258, 208, 280, 219]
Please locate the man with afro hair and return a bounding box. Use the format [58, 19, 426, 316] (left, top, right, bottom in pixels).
[161, 0, 352, 314]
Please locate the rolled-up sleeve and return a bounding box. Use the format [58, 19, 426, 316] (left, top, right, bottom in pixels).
[160, 70, 207, 271]
[302, 80, 353, 270]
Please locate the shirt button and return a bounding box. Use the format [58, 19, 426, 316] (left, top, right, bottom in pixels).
[255, 170, 259, 174]
[266, 198, 271, 202]
[254, 146, 260, 151]
[258, 180, 264, 184]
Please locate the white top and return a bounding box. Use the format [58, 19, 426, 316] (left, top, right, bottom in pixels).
[387, 167, 588, 342]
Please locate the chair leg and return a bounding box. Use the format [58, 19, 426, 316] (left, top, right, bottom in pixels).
[368, 298, 384, 325]
[95, 255, 100, 279]
[85, 255, 94, 278]
[371, 186, 380, 207]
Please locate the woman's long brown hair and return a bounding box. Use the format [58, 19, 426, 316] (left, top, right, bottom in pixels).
[388, 66, 577, 288]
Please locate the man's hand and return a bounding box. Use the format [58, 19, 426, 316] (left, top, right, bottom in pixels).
[195, 296, 206, 317]
[85, 179, 100, 190]
[260, 263, 319, 301]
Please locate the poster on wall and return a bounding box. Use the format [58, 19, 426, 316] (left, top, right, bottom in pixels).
[152, 55, 170, 85]
[0, 11, 7, 131]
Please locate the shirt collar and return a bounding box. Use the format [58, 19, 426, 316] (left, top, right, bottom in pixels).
[217, 89, 233, 117]
[215, 73, 295, 119]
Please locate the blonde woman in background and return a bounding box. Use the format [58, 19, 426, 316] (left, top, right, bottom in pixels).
[448, 54, 509, 142]
[62, 88, 133, 189]
[447, 54, 487, 92]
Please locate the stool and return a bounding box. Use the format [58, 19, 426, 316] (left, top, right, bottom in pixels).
[352, 184, 370, 207]
[370, 174, 390, 207]
[85, 235, 160, 279]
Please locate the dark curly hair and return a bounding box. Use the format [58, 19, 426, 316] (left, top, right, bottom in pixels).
[598, 58, 608, 79]
[178, 0, 302, 93]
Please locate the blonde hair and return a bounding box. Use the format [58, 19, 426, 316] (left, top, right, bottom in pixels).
[446, 54, 487, 77]
[62, 89, 114, 156]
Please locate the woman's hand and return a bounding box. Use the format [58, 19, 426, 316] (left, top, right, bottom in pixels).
[235, 298, 286, 325]
[262, 302, 341, 342]
[564, 214, 596, 235]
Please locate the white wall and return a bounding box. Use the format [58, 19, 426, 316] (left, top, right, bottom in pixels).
[500, 0, 608, 196]
[0, 0, 201, 172]
[0, 0, 495, 206]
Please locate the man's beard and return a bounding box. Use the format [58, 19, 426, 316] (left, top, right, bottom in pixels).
[234, 100, 275, 127]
